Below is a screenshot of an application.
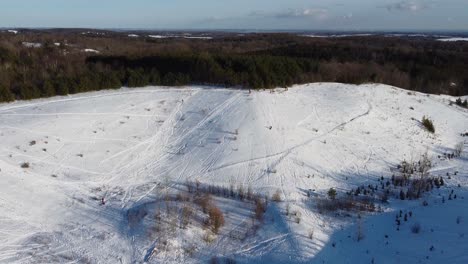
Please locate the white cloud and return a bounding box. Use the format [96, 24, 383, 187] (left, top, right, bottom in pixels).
[275, 8, 329, 20]
[249, 8, 329, 21]
[384, 1, 431, 12]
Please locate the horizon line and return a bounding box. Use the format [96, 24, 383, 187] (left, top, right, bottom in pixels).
[2, 27, 468, 34]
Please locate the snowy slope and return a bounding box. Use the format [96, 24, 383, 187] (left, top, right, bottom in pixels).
[0, 83, 467, 263]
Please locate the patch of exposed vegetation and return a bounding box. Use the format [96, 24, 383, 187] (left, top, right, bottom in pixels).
[422, 116, 435, 133]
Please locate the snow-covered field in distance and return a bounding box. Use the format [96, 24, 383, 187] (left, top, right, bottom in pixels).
[0, 83, 467, 263]
[437, 37, 468, 42]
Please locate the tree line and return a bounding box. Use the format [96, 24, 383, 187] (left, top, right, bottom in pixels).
[1, 31, 468, 103]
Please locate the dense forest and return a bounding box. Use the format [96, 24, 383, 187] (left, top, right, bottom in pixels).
[1, 29, 468, 102]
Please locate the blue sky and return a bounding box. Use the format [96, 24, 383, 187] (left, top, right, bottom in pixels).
[1, 0, 467, 31]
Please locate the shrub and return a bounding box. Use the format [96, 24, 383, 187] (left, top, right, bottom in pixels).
[180, 205, 193, 229]
[194, 194, 211, 213]
[455, 98, 468, 108]
[272, 189, 282, 202]
[175, 192, 190, 202]
[327, 188, 337, 200]
[411, 223, 421, 234]
[208, 206, 225, 234]
[237, 184, 245, 200]
[20, 162, 30, 168]
[454, 142, 464, 157]
[422, 116, 435, 133]
[254, 198, 266, 221]
[295, 213, 301, 224]
[317, 197, 375, 213]
[399, 190, 405, 200]
[247, 186, 253, 200]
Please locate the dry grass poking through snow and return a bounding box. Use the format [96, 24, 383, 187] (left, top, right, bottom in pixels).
[127, 181, 269, 262]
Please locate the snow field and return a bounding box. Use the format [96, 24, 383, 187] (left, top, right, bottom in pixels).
[0, 83, 467, 263]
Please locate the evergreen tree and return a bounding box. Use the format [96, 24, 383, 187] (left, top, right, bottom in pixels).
[55, 78, 69, 96]
[41, 80, 55, 97]
[328, 188, 337, 200]
[20, 84, 40, 100]
[0, 85, 14, 102]
[400, 190, 405, 200]
[149, 68, 161, 85]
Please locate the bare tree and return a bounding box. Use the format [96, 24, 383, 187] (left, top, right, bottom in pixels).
[455, 141, 464, 157]
[247, 185, 253, 200]
[417, 152, 431, 198]
[180, 204, 193, 229]
[208, 206, 225, 234]
[237, 184, 245, 200]
[254, 197, 266, 221]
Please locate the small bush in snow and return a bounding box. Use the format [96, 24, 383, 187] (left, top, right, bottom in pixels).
[180, 205, 193, 229]
[317, 197, 375, 213]
[20, 162, 30, 168]
[295, 212, 302, 224]
[194, 194, 211, 213]
[455, 98, 468, 108]
[247, 186, 253, 200]
[399, 190, 405, 200]
[411, 223, 421, 234]
[328, 188, 337, 200]
[176, 192, 190, 202]
[454, 142, 464, 157]
[422, 116, 435, 133]
[254, 198, 266, 221]
[272, 189, 282, 202]
[237, 185, 245, 200]
[208, 206, 225, 234]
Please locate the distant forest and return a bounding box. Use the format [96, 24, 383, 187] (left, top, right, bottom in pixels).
[1, 30, 468, 102]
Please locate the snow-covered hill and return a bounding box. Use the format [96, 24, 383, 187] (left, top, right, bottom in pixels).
[0, 83, 467, 263]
